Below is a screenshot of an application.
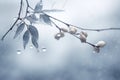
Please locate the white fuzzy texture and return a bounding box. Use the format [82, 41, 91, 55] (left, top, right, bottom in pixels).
[81, 31, 88, 37]
[61, 28, 68, 32]
[80, 34, 86, 43]
[69, 27, 77, 34]
[96, 41, 106, 48]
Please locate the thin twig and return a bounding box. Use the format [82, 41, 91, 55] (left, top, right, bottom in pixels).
[86, 42, 95, 47]
[51, 18, 96, 47]
[75, 26, 120, 32]
[2, 0, 120, 41]
[42, 12, 120, 32]
[26, 2, 120, 32]
[42, 12, 70, 26]
[1, 0, 23, 40]
[70, 33, 96, 47]
[26, 0, 34, 10]
[51, 20, 61, 31]
[25, 0, 29, 17]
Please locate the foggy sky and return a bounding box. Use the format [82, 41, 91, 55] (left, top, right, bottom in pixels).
[0, 0, 120, 80]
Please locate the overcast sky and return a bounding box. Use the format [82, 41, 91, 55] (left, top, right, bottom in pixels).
[0, 0, 120, 80]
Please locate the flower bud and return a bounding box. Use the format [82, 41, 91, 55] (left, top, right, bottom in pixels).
[54, 34, 61, 40]
[79, 34, 86, 43]
[96, 41, 106, 48]
[61, 28, 68, 32]
[54, 32, 65, 40]
[60, 32, 65, 37]
[69, 27, 77, 34]
[81, 31, 88, 37]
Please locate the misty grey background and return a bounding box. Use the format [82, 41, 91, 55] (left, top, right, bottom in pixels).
[0, 0, 120, 80]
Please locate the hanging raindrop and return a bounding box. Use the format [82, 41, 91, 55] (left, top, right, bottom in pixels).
[41, 47, 47, 52]
[17, 50, 22, 54]
[30, 45, 33, 49]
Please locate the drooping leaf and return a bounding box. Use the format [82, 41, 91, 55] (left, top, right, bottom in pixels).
[26, 14, 38, 24]
[28, 25, 39, 48]
[28, 25, 39, 40]
[40, 14, 51, 25]
[23, 30, 30, 49]
[43, 9, 64, 13]
[34, 0, 43, 13]
[14, 23, 25, 38]
[32, 37, 39, 48]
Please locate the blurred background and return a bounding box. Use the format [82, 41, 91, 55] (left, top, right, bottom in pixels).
[0, 0, 120, 80]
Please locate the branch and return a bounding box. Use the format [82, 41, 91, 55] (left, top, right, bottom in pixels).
[75, 26, 120, 32]
[1, 0, 23, 40]
[25, 0, 29, 17]
[42, 12, 120, 32]
[50, 20, 61, 31]
[26, 0, 34, 10]
[42, 12, 70, 26]
[86, 42, 95, 47]
[50, 19, 96, 48]
[23, 1, 120, 32]
[72, 34, 95, 47]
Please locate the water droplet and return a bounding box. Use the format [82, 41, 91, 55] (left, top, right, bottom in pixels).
[17, 50, 21, 54]
[41, 47, 47, 52]
[30, 45, 33, 49]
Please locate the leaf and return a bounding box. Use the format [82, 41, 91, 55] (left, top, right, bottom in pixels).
[43, 9, 64, 13]
[26, 14, 38, 23]
[23, 30, 30, 49]
[14, 23, 25, 38]
[28, 25, 39, 40]
[28, 25, 39, 48]
[40, 14, 51, 25]
[34, 0, 43, 13]
[32, 37, 39, 48]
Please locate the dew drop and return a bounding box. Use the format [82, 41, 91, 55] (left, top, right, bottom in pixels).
[41, 47, 47, 52]
[17, 50, 21, 54]
[30, 45, 33, 49]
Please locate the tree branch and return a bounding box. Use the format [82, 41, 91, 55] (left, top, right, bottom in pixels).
[72, 34, 96, 47]
[75, 26, 120, 32]
[25, 0, 29, 17]
[50, 20, 61, 31]
[26, 0, 34, 10]
[42, 12, 120, 32]
[1, 0, 23, 40]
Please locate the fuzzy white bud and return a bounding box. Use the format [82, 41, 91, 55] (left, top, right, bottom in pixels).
[79, 34, 86, 43]
[81, 31, 88, 37]
[96, 41, 106, 48]
[61, 28, 68, 32]
[54, 32, 65, 40]
[69, 27, 77, 34]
